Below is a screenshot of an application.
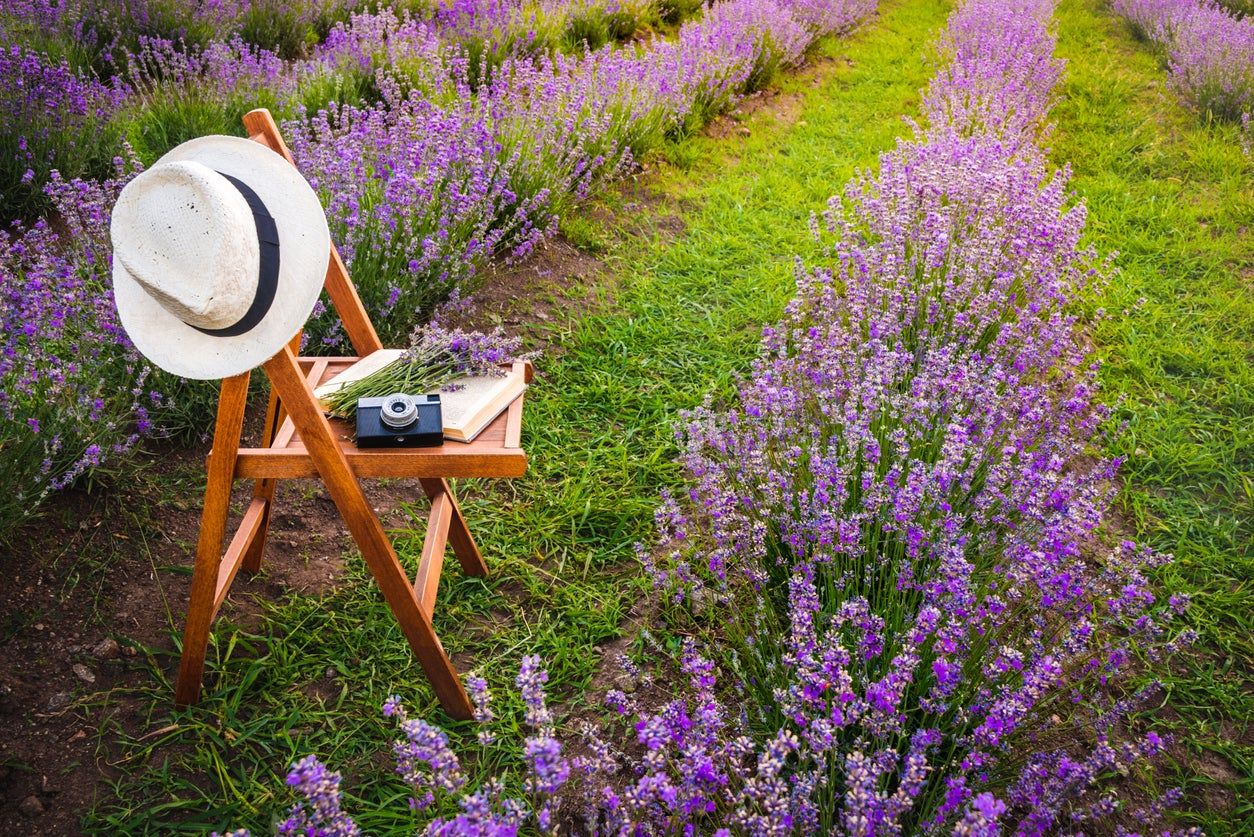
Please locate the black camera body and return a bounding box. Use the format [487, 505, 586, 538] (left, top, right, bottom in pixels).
[356, 393, 444, 448]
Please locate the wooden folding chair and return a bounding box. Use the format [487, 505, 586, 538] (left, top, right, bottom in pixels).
[173, 108, 531, 719]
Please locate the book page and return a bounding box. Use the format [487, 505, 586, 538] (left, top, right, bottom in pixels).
[439, 375, 513, 429]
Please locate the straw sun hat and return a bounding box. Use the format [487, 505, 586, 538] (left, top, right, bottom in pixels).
[110, 136, 330, 380]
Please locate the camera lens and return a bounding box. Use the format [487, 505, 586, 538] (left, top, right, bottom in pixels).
[380, 393, 418, 430]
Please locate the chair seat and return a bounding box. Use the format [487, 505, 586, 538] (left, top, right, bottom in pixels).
[231, 356, 529, 480]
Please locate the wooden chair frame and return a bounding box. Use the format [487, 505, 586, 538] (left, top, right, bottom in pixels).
[173, 109, 530, 719]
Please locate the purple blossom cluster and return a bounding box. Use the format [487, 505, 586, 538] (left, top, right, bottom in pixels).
[124, 34, 292, 101]
[230, 661, 579, 837]
[0, 43, 127, 215]
[1111, 0, 1254, 120]
[0, 158, 159, 537]
[313, 7, 452, 81]
[277, 755, 361, 837]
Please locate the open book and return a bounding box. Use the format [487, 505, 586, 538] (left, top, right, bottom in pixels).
[439, 370, 526, 442]
[315, 350, 525, 443]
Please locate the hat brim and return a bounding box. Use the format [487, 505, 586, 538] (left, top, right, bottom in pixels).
[113, 136, 331, 381]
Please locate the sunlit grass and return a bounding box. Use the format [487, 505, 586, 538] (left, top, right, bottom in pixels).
[1053, 0, 1254, 829]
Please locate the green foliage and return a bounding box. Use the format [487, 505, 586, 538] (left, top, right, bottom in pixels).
[1216, 0, 1253, 16]
[1053, 0, 1254, 829]
[559, 0, 649, 51]
[561, 9, 614, 51]
[236, 4, 320, 59]
[119, 97, 248, 167]
[117, 82, 289, 167]
[657, 0, 706, 24]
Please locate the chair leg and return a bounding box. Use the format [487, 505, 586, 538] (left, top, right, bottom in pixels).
[420, 478, 488, 578]
[265, 347, 474, 720]
[175, 373, 249, 706]
[243, 332, 302, 574]
[242, 390, 283, 574]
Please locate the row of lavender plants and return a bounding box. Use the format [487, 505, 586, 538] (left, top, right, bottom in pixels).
[233, 0, 1195, 832]
[1109, 0, 1254, 121]
[0, 0, 685, 218]
[0, 0, 873, 536]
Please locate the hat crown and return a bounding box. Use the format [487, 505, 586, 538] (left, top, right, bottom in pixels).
[111, 160, 260, 330]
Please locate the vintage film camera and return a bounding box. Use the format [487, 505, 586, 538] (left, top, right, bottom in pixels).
[356, 393, 443, 448]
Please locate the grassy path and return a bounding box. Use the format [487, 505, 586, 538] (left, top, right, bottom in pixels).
[1052, 0, 1254, 829]
[89, 0, 951, 832]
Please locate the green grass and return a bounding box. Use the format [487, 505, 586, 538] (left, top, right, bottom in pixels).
[83, 0, 950, 831]
[1052, 0, 1254, 830]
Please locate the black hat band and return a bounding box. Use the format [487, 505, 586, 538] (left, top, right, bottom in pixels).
[189, 171, 281, 337]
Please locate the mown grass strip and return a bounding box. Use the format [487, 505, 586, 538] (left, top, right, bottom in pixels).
[86, 1, 952, 831]
[1052, 0, 1254, 829]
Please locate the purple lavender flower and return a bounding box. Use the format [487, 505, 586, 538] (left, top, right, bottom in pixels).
[517, 653, 555, 730]
[466, 674, 498, 745]
[0, 44, 127, 214]
[0, 157, 157, 535]
[386, 695, 468, 811]
[1111, 0, 1254, 120]
[280, 755, 360, 837]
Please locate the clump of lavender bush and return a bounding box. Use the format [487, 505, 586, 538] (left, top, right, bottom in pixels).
[1165, 2, 1254, 119]
[1110, 0, 1254, 121]
[0, 44, 127, 216]
[120, 35, 296, 163]
[0, 159, 159, 537]
[286, 77, 559, 345]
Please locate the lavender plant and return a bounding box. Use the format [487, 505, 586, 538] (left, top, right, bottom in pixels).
[1165, 2, 1254, 119]
[286, 82, 557, 345]
[648, 130, 1192, 829]
[0, 159, 159, 537]
[0, 44, 127, 216]
[119, 35, 295, 163]
[1110, 0, 1254, 121]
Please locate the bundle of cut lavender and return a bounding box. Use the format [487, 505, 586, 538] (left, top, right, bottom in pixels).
[320, 325, 525, 420]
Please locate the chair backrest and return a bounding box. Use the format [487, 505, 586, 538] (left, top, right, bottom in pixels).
[242, 108, 384, 357]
